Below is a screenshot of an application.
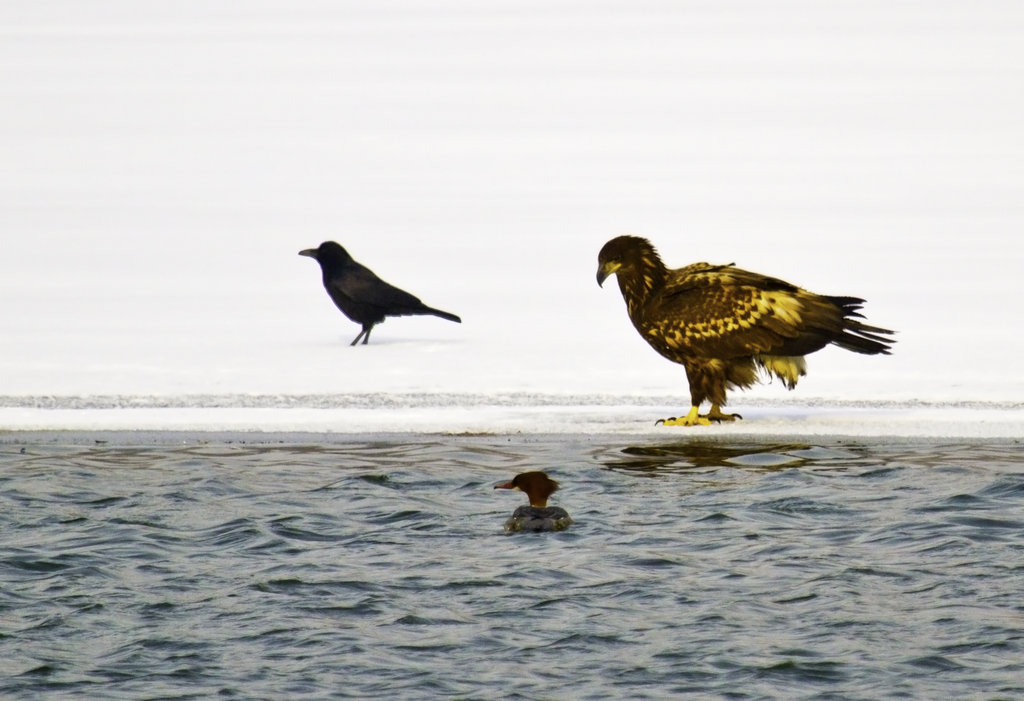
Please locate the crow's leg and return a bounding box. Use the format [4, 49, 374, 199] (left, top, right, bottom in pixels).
[350, 325, 371, 346]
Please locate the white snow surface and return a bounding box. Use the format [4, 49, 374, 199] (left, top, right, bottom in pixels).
[1, 1, 1022, 437]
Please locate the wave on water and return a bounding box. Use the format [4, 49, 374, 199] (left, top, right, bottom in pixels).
[1, 439, 1023, 699]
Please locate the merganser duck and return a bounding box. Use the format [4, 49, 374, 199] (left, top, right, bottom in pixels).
[494, 471, 573, 533]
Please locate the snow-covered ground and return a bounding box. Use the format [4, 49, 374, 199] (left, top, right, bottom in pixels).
[2, 2, 1022, 436]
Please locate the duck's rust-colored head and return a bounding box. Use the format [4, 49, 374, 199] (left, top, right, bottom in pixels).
[494, 471, 560, 508]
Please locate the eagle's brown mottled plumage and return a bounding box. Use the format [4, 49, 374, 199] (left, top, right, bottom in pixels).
[596, 235, 895, 426]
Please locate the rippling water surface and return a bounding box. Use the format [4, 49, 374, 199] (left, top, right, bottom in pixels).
[2, 434, 1022, 699]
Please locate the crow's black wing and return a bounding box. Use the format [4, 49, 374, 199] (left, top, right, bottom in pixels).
[328, 262, 425, 314]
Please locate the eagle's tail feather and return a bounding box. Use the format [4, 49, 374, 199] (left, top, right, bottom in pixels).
[828, 295, 867, 311]
[836, 319, 895, 355]
[823, 295, 895, 355]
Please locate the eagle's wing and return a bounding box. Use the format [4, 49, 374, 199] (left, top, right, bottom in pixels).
[648, 264, 808, 358]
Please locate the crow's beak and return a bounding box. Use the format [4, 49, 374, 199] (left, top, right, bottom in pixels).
[298, 248, 317, 258]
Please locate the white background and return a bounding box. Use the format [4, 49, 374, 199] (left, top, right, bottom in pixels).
[2, 1, 1022, 434]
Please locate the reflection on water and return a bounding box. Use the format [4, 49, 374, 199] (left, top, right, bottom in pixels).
[1, 434, 1022, 699]
[603, 441, 864, 472]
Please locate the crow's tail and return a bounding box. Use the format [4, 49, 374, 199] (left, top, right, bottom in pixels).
[423, 307, 461, 323]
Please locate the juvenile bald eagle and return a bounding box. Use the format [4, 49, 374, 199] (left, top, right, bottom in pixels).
[596, 235, 895, 426]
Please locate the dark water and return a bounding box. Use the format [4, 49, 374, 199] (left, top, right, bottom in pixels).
[2, 434, 1023, 700]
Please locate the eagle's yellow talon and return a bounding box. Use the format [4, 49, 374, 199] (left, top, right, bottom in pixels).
[657, 407, 712, 427]
[658, 417, 713, 427]
[706, 405, 742, 422]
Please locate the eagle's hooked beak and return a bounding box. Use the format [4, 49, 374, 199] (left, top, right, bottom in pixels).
[596, 261, 621, 287]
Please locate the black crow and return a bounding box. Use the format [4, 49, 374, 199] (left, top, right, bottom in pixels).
[299, 241, 461, 345]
